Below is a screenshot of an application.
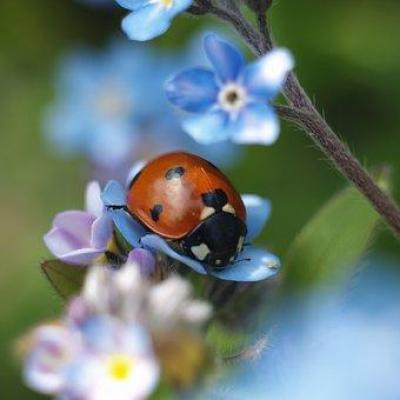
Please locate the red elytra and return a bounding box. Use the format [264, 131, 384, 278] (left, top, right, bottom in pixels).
[127, 151, 246, 240]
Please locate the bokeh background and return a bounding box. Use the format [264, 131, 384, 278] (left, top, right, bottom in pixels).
[1, 0, 400, 398]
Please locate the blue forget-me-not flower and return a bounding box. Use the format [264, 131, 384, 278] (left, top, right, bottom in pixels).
[165, 33, 294, 145]
[115, 0, 193, 41]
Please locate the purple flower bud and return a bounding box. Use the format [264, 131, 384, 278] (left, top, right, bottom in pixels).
[127, 248, 156, 277]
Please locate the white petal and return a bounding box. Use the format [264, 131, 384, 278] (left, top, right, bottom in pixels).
[244, 48, 294, 98]
[181, 301, 213, 325]
[83, 266, 112, 312]
[148, 276, 192, 327]
[85, 181, 103, 217]
[232, 104, 280, 145]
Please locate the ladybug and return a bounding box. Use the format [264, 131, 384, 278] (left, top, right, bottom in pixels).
[127, 151, 247, 268]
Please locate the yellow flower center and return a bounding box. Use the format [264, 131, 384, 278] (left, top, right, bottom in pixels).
[160, 0, 173, 7]
[107, 354, 135, 381]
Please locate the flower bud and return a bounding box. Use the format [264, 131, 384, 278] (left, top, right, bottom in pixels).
[245, 0, 272, 13]
[127, 248, 156, 277]
[187, 0, 212, 15]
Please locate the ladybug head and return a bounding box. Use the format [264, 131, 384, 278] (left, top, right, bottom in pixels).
[181, 189, 247, 268]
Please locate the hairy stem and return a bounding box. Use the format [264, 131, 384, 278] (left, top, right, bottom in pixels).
[207, 3, 400, 237]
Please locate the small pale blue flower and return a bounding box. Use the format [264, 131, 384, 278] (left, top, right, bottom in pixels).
[115, 0, 193, 41]
[44, 38, 240, 175]
[101, 164, 280, 282]
[165, 33, 294, 145]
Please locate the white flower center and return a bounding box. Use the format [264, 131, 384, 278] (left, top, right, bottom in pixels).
[218, 83, 247, 114]
[106, 354, 135, 382]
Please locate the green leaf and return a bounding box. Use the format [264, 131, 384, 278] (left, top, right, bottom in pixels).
[283, 186, 381, 291]
[206, 322, 247, 358]
[41, 260, 87, 300]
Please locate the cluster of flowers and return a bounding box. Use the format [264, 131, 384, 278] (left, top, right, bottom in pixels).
[22, 1, 297, 398]
[45, 12, 293, 180]
[112, 0, 293, 149]
[22, 261, 212, 399]
[44, 168, 280, 282]
[44, 37, 240, 180]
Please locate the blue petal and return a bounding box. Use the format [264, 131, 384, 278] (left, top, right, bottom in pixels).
[242, 195, 271, 241]
[140, 234, 207, 275]
[203, 33, 244, 83]
[211, 246, 280, 282]
[182, 110, 232, 144]
[165, 68, 218, 113]
[232, 103, 280, 145]
[243, 48, 294, 99]
[120, 0, 192, 41]
[87, 124, 134, 167]
[115, 0, 149, 11]
[121, 5, 172, 41]
[101, 180, 126, 207]
[109, 209, 147, 247]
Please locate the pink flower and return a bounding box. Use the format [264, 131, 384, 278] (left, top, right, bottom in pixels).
[44, 181, 113, 265]
[23, 317, 159, 400]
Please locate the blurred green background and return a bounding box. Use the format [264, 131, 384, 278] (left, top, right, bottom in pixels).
[1, 0, 399, 397]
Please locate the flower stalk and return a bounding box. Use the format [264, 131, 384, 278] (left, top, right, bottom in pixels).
[202, 1, 400, 238]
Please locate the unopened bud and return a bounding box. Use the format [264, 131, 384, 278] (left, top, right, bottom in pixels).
[187, 0, 212, 15]
[245, 0, 272, 13]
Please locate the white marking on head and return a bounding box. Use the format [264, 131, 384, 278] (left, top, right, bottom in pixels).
[200, 206, 216, 221]
[191, 243, 210, 261]
[216, 259, 222, 266]
[222, 203, 236, 215]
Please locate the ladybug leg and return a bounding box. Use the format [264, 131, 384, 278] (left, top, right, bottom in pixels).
[106, 204, 129, 211]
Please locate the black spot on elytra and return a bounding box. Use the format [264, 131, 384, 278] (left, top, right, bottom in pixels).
[165, 166, 185, 180]
[128, 169, 142, 189]
[201, 189, 228, 211]
[150, 204, 163, 222]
